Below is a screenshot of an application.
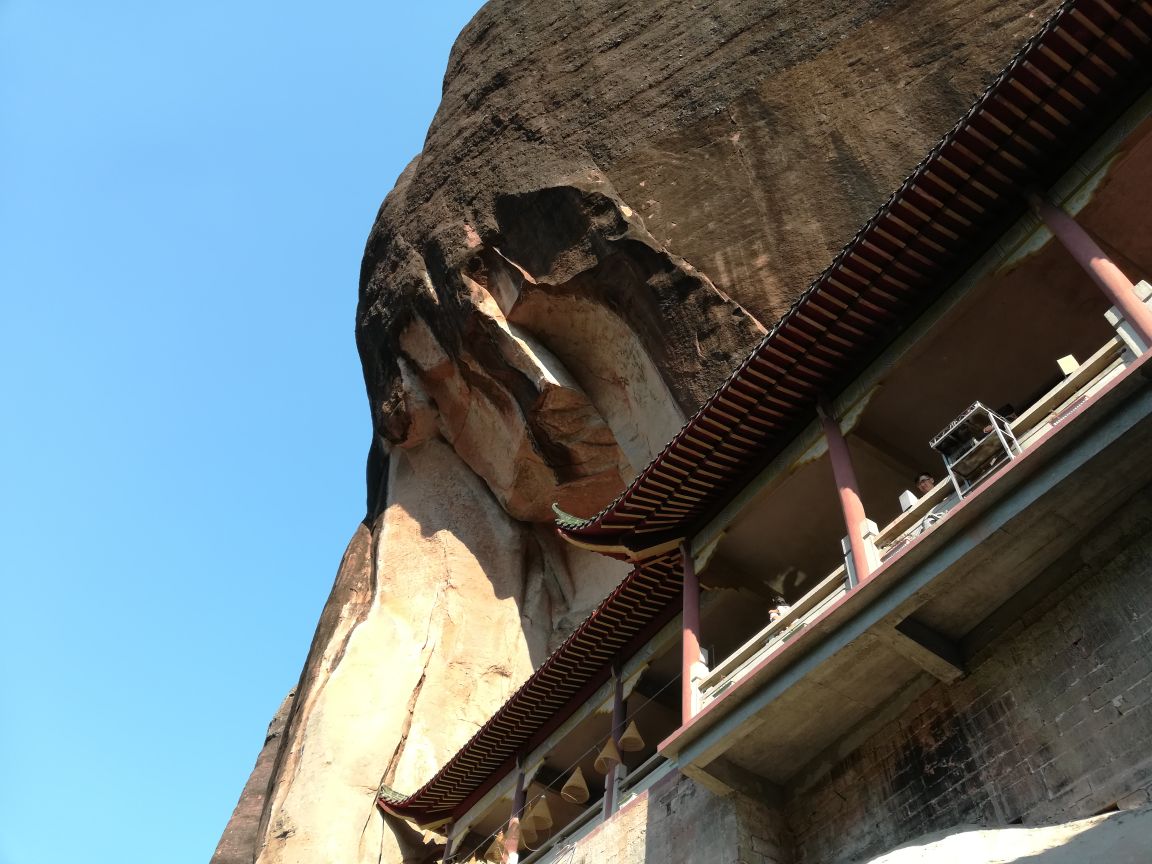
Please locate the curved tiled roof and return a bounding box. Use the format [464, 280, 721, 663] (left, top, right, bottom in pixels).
[380, 0, 1152, 826]
[378, 551, 684, 823]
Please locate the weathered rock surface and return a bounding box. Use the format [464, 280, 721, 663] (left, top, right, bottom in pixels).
[211, 693, 294, 864]
[864, 805, 1152, 864]
[218, 2, 1063, 863]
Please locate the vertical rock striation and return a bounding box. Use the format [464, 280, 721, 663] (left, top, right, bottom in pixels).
[216, 1, 1061, 862]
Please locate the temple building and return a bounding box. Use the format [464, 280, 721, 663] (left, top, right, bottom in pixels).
[377, 2, 1152, 861]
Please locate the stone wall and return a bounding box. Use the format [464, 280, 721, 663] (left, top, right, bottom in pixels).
[558, 771, 790, 864]
[786, 484, 1152, 864]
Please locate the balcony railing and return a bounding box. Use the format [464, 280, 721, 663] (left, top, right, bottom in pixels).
[699, 565, 851, 705]
[697, 332, 1132, 710]
[877, 335, 1127, 558]
[519, 755, 674, 864]
[519, 802, 600, 864]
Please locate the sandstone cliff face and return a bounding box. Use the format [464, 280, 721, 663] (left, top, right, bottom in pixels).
[215, 2, 1061, 862]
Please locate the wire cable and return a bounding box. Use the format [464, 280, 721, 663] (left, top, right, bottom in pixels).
[447, 672, 681, 862]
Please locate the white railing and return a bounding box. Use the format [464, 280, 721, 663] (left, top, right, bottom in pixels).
[698, 565, 850, 705]
[876, 335, 1126, 557]
[1011, 337, 1127, 448]
[698, 334, 1130, 710]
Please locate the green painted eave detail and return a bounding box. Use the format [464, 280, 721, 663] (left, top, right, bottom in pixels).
[551, 502, 591, 530]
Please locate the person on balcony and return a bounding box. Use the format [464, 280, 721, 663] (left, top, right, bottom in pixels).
[768, 596, 792, 623]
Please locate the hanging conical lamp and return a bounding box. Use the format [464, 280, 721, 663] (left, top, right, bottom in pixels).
[484, 832, 504, 862]
[561, 766, 590, 804]
[527, 795, 554, 830]
[594, 738, 622, 774]
[619, 720, 645, 752]
[520, 819, 538, 847]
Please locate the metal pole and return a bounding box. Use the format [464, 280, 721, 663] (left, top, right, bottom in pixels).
[503, 761, 526, 863]
[603, 666, 625, 818]
[679, 540, 702, 724]
[1029, 192, 1152, 349]
[440, 822, 454, 864]
[817, 399, 872, 586]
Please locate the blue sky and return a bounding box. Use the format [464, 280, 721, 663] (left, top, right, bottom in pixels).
[0, 2, 484, 861]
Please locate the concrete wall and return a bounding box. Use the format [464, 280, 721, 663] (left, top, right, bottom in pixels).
[556, 770, 789, 864]
[785, 483, 1152, 864]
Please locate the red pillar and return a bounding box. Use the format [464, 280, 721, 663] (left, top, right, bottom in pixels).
[680, 541, 702, 724]
[1029, 192, 1152, 349]
[817, 399, 871, 587]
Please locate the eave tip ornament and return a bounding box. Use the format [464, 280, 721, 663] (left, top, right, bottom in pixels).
[551, 502, 588, 530]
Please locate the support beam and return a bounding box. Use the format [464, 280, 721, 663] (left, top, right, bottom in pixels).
[883, 617, 965, 683]
[817, 399, 873, 587]
[1029, 193, 1152, 350]
[503, 763, 526, 863]
[681, 756, 781, 805]
[680, 540, 703, 724]
[603, 667, 625, 818]
[440, 823, 455, 864]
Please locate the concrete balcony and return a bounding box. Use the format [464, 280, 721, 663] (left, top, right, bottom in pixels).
[662, 344, 1152, 797]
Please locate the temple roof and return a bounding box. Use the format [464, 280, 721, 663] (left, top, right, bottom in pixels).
[379, 551, 684, 823]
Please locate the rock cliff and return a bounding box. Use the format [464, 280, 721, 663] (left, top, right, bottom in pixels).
[214, 2, 1061, 862]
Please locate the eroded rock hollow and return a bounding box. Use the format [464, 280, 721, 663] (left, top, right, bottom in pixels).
[214, 2, 1061, 862]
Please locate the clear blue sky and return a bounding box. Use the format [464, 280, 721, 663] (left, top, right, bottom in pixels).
[0, 2, 484, 861]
